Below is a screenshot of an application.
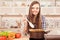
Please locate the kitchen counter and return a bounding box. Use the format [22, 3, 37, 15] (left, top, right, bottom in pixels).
[13, 37, 29, 40]
[13, 36, 29, 40]
[13, 34, 30, 40]
[44, 29, 60, 40]
[7, 35, 29, 40]
[44, 35, 60, 40]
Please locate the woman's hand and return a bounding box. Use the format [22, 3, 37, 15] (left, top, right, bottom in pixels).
[22, 16, 28, 33]
[44, 29, 51, 34]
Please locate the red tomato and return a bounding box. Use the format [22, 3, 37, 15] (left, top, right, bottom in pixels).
[15, 33, 21, 38]
[0, 36, 7, 40]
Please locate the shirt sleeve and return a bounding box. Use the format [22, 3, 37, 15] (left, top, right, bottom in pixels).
[41, 15, 46, 30]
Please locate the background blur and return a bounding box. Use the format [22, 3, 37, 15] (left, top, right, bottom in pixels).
[0, 0, 60, 30]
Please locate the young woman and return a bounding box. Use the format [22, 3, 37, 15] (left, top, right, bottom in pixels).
[24, 1, 45, 40]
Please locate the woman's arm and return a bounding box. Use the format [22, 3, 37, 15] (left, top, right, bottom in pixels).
[23, 17, 28, 33]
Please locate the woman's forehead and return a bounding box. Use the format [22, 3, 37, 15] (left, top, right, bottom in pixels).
[32, 4, 39, 7]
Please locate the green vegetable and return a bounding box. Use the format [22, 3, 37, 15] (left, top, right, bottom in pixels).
[0, 31, 12, 37]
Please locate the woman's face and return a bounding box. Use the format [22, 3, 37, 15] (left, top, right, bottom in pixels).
[31, 4, 39, 16]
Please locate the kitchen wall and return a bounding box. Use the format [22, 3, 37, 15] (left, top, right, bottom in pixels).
[0, 0, 60, 15]
[43, 15, 60, 30]
[0, 0, 60, 29]
[41, 0, 60, 15]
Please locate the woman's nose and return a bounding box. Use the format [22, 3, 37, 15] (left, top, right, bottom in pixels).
[34, 8, 37, 11]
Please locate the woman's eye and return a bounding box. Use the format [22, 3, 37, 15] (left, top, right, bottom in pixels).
[32, 7, 34, 9]
[36, 7, 39, 9]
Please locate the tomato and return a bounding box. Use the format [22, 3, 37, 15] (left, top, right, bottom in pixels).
[15, 33, 21, 38]
[0, 36, 7, 40]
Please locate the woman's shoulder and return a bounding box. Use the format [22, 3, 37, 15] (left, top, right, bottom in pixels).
[40, 15, 45, 19]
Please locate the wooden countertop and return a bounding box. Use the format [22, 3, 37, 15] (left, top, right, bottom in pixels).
[13, 38, 29, 40]
[13, 36, 29, 40]
[7, 35, 29, 40]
